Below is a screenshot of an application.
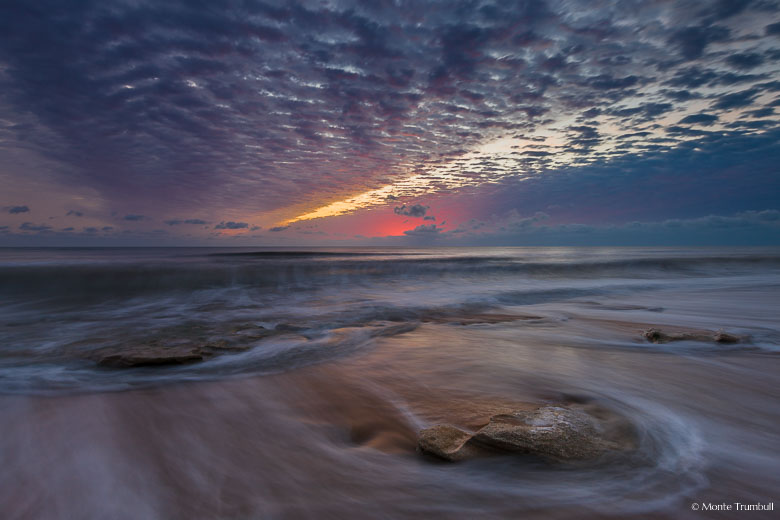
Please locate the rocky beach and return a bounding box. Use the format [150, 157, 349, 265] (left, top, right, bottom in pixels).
[0, 247, 778, 519]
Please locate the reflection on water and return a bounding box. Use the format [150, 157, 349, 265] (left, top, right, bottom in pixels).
[0, 247, 778, 518]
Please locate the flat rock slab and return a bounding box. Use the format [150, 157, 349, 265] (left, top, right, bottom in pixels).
[97, 346, 208, 368]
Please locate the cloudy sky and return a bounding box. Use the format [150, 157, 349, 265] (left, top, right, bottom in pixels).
[1, 0, 779, 245]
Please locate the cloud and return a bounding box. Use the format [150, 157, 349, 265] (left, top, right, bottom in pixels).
[712, 88, 761, 110]
[165, 218, 207, 225]
[766, 22, 780, 36]
[678, 114, 719, 126]
[66, 210, 83, 217]
[394, 204, 429, 217]
[725, 52, 765, 70]
[0, 0, 777, 245]
[435, 210, 780, 246]
[403, 224, 443, 236]
[19, 222, 51, 232]
[668, 25, 730, 60]
[269, 226, 289, 232]
[214, 221, 249, 229]
[423, 215, 436, 221]
[123, 214, 145, 221]
[8, 206, 29, 214]
[504, 211, 549, 229]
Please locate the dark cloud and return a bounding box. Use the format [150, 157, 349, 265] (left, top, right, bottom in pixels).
[394, 204, 429, 218]
[66, 210, 83, 217]
[165, 218, 207, 225]
[8, 205, 29, 214]
[585, 74, 640, 91]
[123, 214, 145, 221]
[746, 108, 775, 118]
[214, 221, 249, 230]
[678, 114, 719, 126]
[668, 25, 730, 60]
[725, 52, 765, 70]
[712, 88, 761, 110]
[403, 224, 443, 236]
[269, 226, 289, 232]
[19, 222, 51, 232]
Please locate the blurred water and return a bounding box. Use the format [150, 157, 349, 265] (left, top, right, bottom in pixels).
[0, 247, 778, 518]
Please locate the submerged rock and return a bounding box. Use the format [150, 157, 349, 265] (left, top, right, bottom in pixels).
[643, 328, 746, 344]
[471, 406, 605, 460]
[97, 345, 208, 368]
[422, 312, 544, 326]
[274, 323, 309, 333]
[417, 424, 481, 462]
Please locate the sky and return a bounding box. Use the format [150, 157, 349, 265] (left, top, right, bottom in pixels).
[1, 0, 779, 246]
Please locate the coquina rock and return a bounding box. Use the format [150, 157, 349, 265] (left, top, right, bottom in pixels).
[471, 406, 605, 460]
[418, 405, 622, 463]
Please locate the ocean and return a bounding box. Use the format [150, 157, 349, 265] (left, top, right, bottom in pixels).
[0, 247, 778, 518]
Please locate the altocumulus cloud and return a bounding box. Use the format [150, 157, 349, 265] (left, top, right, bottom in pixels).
[8, 206, 29, 214]
[0, 0, 778, 243]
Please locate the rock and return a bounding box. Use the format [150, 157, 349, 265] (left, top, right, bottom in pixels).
[417, 405, 622, 463]
[97, 345, 208, 368]
[713, 330, 740, 343]
[643, 328, 693, 343]
[471, 406, 606, 461]
[643, 328, 745, 344]
[203, 340, 251, 352]
[417, 424, 481, 462]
